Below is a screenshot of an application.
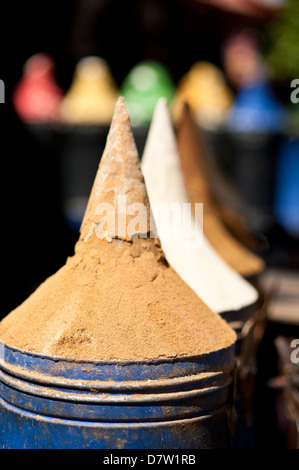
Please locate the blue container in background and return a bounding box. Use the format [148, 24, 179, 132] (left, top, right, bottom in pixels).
[226, 82, 285, 233]
[0, 341, 236, 449]
[274, 137, 299, 237]
[227, 81, 285, 134]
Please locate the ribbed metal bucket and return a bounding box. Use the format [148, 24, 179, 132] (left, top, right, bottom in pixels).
[0, 341, 236, 449]
[220, 304, 256, 356]
[221, 304, 259, 448]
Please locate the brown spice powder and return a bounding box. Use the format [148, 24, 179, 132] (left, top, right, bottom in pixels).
[176, 104, 265, 278]
[0, 97, 236, 362]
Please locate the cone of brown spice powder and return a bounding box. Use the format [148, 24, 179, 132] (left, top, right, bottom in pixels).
[176, 103, 265, 279]
[0, 97, 236, 362]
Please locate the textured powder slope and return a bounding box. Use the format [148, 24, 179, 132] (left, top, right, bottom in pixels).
[176, 104, 265, 278]
[0, 97, 236, 361]
[141, 98, 258, 314]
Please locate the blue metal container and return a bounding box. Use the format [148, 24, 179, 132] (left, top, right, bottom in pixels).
[227, 81, 285, 134]
[0, 341, 236, 449]
[220, 304, 255, 356]
[221, 305, 258, 448]
[274, 136, 299, 237]
[227, 81, 285, 233]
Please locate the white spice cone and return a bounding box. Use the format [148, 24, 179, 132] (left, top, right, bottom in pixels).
[141, 98, 258, 314]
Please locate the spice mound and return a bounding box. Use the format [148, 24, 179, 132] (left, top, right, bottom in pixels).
[176, 103, 265, 278]
[0, 97, 235, 361]
[141, 98, 258, 314]
[59, 56, 118, 125]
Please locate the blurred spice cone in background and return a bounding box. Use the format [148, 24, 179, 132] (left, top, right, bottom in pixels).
[13, 53, 63, 123]
[59, 56, 119, 125]
[176, 103, 265, 279]
[171, 62, 233, 129]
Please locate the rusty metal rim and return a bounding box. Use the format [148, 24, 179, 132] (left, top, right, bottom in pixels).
[0, 341, 236, 390]
[0, 396, 232, 427]
[0, 357, 231, 392]
[220, 303, 256, 324]
[0, 341, 234, 368]
[0, 369, 232, 404]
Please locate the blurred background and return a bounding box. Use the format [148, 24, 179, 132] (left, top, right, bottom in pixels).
[0, 0, 298, 449]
